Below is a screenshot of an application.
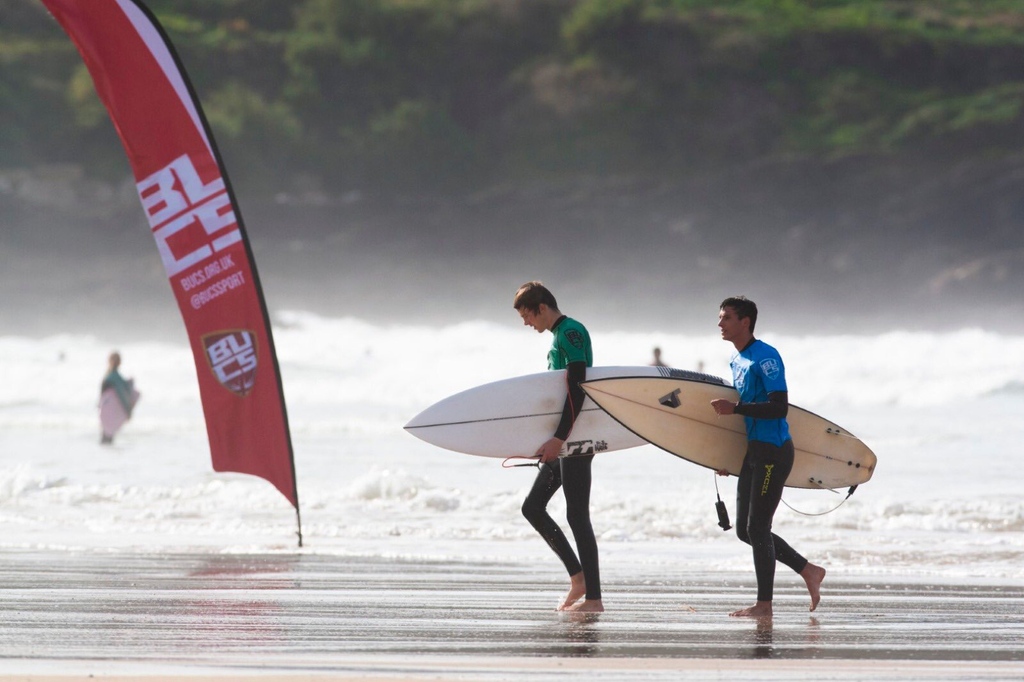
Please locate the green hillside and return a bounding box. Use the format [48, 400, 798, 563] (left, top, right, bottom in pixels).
[4, 0, 1024, 195]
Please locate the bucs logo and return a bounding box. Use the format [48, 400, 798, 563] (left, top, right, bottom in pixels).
[759, 357, 781, 381]
[565, 329, 585, 350]
[203, 329, 258, 396]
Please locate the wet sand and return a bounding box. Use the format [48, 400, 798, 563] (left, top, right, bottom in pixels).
[0, 551, 1021, 680]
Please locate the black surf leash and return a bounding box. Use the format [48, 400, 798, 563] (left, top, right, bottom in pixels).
[781, 483, 859, 516]
[714, 474, 859, 526]
[713, 473, 731, 531]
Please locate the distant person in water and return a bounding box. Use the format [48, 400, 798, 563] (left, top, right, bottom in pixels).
[650, 347, 667, 367]
[514, 281, 603, 613]
[99, 351, 137, 445]
[710, 296, 826, 618]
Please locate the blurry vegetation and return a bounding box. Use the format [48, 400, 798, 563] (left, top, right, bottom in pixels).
[4, 0, 1024, 194]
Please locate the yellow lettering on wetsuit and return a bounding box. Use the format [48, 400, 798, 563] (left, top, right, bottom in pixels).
[761, 463, 774, 495]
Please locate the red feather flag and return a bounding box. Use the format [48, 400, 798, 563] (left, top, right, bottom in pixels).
[42, 0, 302, 543]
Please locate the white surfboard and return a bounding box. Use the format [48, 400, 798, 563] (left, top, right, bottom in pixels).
[404, 366, 727, 459]
[99, 385, 140, 441]
[581, 376, 876, 490]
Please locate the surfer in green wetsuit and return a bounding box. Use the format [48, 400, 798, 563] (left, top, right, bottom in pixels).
[513, 281, 603, 613]
[711, 297, 826, 618]
[100, 351, 135, 444]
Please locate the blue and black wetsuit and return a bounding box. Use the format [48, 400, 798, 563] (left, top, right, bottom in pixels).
[730, 338, 808, 602]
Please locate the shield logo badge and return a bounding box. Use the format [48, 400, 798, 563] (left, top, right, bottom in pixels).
[203, 329, 258, 396]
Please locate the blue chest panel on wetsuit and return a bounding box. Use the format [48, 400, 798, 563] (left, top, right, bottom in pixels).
[731, 339, 790, 446]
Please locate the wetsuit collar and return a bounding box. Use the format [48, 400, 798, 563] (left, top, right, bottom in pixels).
[739, 337, 757, 353]
[550, 315, 568, 332]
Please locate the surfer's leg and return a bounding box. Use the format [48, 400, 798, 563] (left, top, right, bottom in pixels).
[734, 449, 754, 546]
[769, 528, 826, 610]
[560, 571, 588, 611]
[768, 544, 826, 612]
[754, 440, 824, 608]
[561, 455, 602, 611]
[763, 440, 806, 572]
[522, 463, 579, 569]
[737, 442, 825, 612]
[732, 442, 793, 616]
[730, 448, 770, 617]
[800, 562, 826, 611]
[521, 462, 583, 607]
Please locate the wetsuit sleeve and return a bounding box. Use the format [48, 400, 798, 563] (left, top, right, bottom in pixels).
[733, 391, 789, 420]
[553, 361, 587, 440]
[118, 380, 135, 417]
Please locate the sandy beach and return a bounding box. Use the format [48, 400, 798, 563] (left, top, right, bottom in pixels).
[3, 327, 1024, 680]
[0, 550, 1020, 680]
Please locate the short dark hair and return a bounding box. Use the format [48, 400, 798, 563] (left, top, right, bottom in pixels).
[513, 281, 558, 313]
[720, 295, 758, 333]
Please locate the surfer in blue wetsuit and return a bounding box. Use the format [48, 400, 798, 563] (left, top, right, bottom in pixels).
[710, 296, 826, 618]
[513, 281, 603, 613]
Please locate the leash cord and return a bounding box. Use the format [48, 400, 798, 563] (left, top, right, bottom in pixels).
[781, 483, 860, 516]
[502, 456, 540, 469]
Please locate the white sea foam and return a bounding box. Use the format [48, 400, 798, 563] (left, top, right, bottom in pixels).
[0, 313, 1022, 580]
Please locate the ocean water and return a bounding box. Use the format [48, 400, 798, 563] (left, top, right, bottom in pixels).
[1, 311, 1022, 583]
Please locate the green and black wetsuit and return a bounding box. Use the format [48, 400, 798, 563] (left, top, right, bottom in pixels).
[521, 315, 601, 601]
[101, 369, 134, 416]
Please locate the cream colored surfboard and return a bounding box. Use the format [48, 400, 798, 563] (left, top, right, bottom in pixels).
[582, 376, 876, 489]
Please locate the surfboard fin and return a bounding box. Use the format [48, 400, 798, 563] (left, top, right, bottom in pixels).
[659, 389, 681, 409]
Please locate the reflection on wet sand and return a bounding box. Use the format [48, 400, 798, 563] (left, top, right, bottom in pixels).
[0, 551, 1020, 679]
[751, 617, 774, 659]
[558, 612, 601, 656]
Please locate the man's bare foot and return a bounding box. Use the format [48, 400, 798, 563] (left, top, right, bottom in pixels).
[800, 563, 826, 612]
[565, 599, 604, 613]
[557, 572, 586, 611]
[730, 600, 773, 618]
